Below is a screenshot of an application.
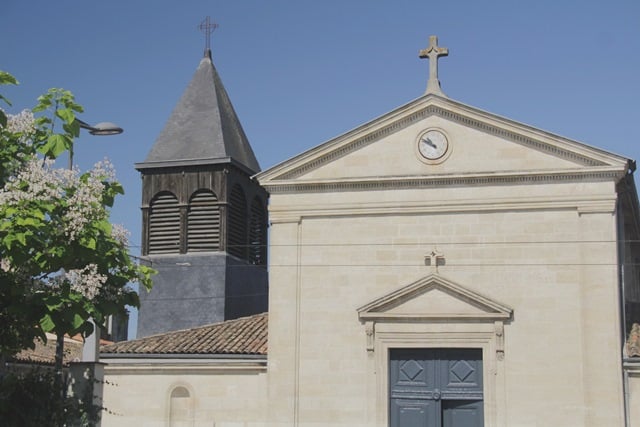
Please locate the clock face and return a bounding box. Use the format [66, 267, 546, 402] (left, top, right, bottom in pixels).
[418, 130, 449, 160]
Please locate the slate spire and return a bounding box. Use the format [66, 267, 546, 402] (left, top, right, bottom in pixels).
[139, 49, 261, 174]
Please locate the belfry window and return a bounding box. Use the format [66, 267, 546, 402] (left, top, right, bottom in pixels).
[249, 197, 267, 265]
[148, 192, 180, 254]
[187, 190, 220, 252]
[228, 185, 247, 259]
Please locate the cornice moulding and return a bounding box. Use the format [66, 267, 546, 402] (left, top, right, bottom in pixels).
[263, 167, 625, 194]
[102, 358, 267, 375]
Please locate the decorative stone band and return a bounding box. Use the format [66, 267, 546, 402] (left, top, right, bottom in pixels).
[264, 167, 625, 195]
[102, 358, 267, 375]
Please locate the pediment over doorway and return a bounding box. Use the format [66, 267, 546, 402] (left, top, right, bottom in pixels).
[357, 274, 512, 322]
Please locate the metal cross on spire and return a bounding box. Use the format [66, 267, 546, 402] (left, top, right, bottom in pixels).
[419, 35, 448, 96]
[199, 16, 219, 56]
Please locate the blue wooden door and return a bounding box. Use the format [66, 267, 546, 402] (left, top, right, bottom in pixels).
[389, 348, 483, 427]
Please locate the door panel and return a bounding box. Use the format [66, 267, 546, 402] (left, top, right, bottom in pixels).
[442, 400, 484, 427]
[440, 349, 483, 400]
[389, 348, 483, 427]
[391, 399, 437, 427]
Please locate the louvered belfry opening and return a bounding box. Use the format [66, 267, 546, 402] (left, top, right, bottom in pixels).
[148, 192, 181, 254]
[228, 185, 248, 259]
[249, 197, 267, 265]
[187, 190, 221, 252]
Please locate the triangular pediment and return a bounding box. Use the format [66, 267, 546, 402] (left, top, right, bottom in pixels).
[357, 274, 512, 322]
[258, 94, 630, 188]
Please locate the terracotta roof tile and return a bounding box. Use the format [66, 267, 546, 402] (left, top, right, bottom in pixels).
[12, 334, 83, 366]
[627, 323, 640, 358]
[101, 312, 267, 355]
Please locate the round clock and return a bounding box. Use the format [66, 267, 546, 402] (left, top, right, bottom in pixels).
[417, 129, 449, 161]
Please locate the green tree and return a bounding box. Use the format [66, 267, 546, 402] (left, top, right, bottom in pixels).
[0, 70, 153, 378]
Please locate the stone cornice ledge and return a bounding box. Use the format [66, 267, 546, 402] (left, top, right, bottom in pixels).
[359, 313, 511, 321]
[102, 358, 267, 375]
[268, 195, 617, 220]
[263, 167, 625, 194]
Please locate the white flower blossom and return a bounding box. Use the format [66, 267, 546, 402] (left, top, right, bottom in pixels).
[111, 223, 130, 247]
[90, 158, 116, 182]
[3, 109, 36, 137]
[64, 264, 106, 300]
[0, 258, 11, 272]
[0, 158, 72, 205]
[0, 156, 119, 241]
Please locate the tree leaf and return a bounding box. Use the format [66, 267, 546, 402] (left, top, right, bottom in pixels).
[63, 120, 80, 138]
[41, 134, 71, 158]
[95, 219, 112, 234]
[71, 312, 86, 330]
[39, 314, 55, 332]
[87, 236, 98, 249]
[15, 232, 26, 246]
[0, 94, 12, 107]
[44, 295, 64, 311]
[55, 108, 75, 123]
[0, 71, 18, 85]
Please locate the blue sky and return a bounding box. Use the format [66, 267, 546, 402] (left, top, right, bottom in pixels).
[3, 0, 639, 337]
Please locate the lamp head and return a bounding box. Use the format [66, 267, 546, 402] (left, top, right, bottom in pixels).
[89, 122, 123, 136]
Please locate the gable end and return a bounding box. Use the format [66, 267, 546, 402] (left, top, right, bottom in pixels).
[272, 99, 609, 182]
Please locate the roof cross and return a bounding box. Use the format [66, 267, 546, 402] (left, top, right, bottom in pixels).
[199, 16, 219, 54]
[419, 35, 448, 96]
[425, 249, 445, 273]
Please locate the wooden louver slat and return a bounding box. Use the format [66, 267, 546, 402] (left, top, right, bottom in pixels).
[148, 192, 180, 254]
[228, 185, 247, 259]
[187, 190, 220, 252]
[249, 197, 266, 265]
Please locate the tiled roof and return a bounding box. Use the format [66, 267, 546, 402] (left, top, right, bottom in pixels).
[628, 323, 640, 358]
[12, 334, 83, 366]
[101, 312, 267, 356]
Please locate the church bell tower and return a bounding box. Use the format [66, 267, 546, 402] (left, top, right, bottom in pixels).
[135, 47, 268, 338]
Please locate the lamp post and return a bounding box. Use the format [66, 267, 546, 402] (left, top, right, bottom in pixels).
[56, 117, 123, 372]
[76, 118, 122, 360]
[68, 119, 123, 169]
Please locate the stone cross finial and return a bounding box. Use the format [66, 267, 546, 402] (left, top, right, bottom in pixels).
[425, 249, 445, 273]
[419, 36, 448, 96]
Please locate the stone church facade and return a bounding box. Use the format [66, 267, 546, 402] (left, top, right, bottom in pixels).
[100, 37, 640, 427]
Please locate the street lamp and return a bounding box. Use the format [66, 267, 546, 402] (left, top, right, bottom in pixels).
[76, 119, 123, 136]
[68, 119, 123, 169]
[57, 118, 123, 365]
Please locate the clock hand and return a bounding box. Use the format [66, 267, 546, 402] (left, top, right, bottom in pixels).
[422, 137, 436, 148]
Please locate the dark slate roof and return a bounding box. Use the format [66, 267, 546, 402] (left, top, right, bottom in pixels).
[137, 49, 261, 174]
[100, 312, 267, 356]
